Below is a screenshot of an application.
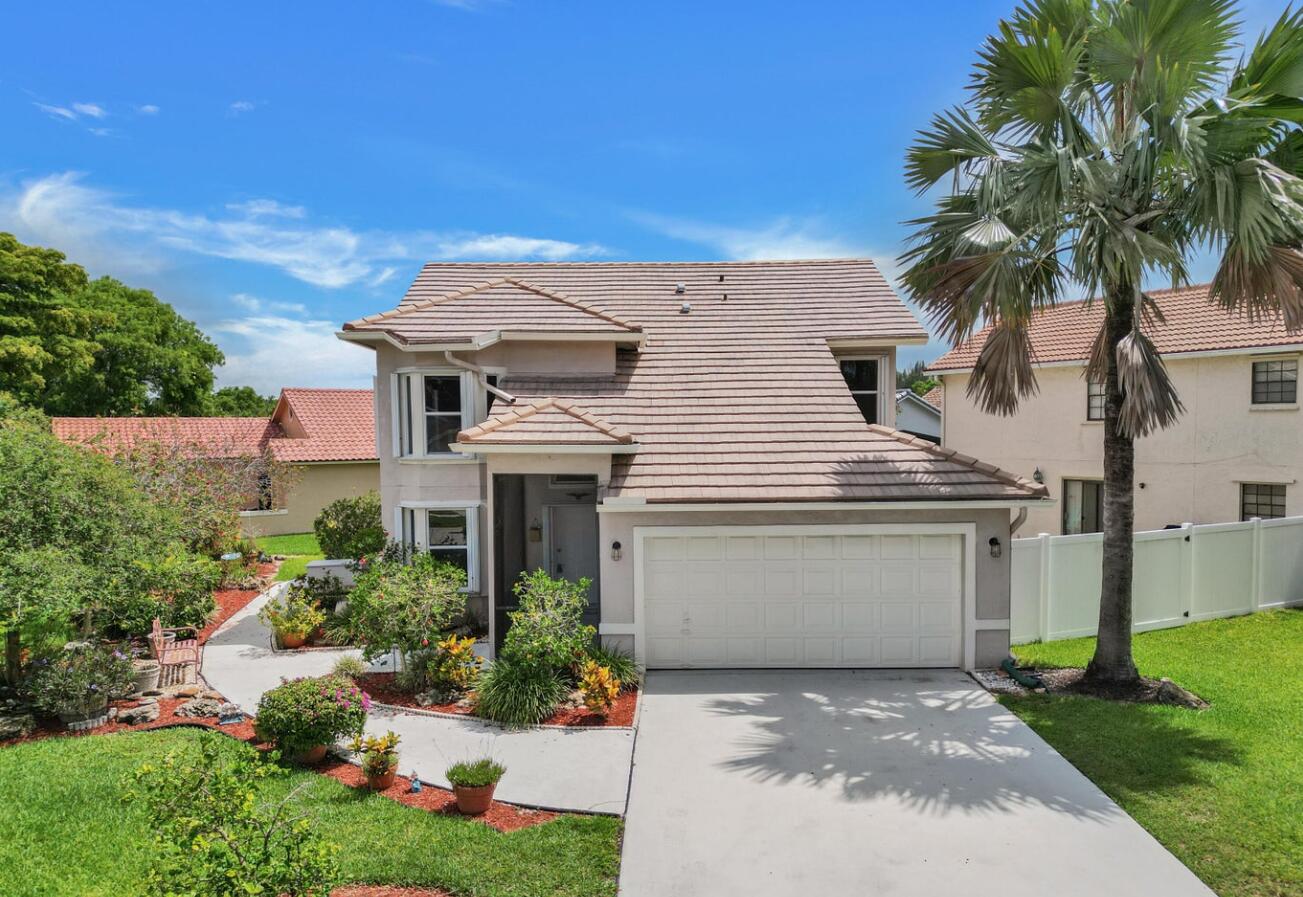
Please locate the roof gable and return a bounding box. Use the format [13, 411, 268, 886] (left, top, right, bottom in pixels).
[457, 397, 633, 446]
[269, 388, 377, 462]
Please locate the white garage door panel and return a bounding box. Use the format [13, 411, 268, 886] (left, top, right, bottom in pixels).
[640, 529, 963, 668]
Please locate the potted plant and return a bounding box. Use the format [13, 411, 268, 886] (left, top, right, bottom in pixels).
[349, 730, 401, 790]
[258, 593, 326, 650]
[28, 644, 136, 729]
[445, 757, 506, 815]
[253, 674, 369, 764]
[132, 658, 161, 693]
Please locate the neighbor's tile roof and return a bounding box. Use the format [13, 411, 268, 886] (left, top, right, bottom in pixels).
[344, 278, 640, 344]
[457, 397, 633, 446]
[921, 385, 943, 411]
[360, 260, 1044, 503]
[270, 388, 377, 462]
[929, 283, 1303, 371]
[52, 416, 278, 458]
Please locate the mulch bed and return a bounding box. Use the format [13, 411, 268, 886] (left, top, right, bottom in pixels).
[0, 696, 260, 749]
[196, 561, 279, 644]
[978, 666, 1208, 708]
[318, 758, 557, 832]
[355, 672, 639, 727]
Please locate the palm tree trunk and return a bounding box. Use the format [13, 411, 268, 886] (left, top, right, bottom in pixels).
[1086, 296, 1140, 686]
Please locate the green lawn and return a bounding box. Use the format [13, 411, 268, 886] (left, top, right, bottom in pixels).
[0, 728, 621, 897]
[1007, 610, 1302, 897]
[256, 531, 325, 581]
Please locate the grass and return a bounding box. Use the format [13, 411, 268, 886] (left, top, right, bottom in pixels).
[255, 531, 325, 582]
[1006, 610, 1302, 897]
[0, 727, 621, 897]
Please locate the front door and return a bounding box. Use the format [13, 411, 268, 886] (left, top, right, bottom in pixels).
[547, 504, 601, 626]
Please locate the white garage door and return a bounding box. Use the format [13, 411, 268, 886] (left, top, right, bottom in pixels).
[639, 527, 964, 668]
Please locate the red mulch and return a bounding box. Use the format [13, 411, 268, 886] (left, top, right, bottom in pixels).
[196, 561, 278, 644]
[0, 696, 262, 749]
[354, 672, 639, 727]
[317, 758, 557, 833]
[333, 888, 450, 897]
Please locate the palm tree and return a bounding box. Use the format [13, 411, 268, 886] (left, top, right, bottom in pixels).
[901, 0, 1303, 685]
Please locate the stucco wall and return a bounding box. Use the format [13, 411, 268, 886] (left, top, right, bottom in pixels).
[941, 352, 1303, 534]
[240, 461, 380, 537]
[597, 506, 1014, 668]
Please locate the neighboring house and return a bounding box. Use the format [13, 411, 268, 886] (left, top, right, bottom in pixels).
[894, 388, 941, 442]
[338, 260, 1048, 671]
[52, 387, 379, 536]
[929, 283, 1302, 536]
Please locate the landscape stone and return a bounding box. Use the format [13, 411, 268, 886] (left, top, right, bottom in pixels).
[118, 703, 160, 725]
[175, 698, 223, 718]
[1156, 677, 1207, 710]
[0, 713, 35, 739]
[173, 685, 202, 698]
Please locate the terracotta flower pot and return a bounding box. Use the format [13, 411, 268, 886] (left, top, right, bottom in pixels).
[366, 767, 397, 791]
[293, 744, 328, 765]
[279, 631, 307, 649]
[452, 783, 497, 815]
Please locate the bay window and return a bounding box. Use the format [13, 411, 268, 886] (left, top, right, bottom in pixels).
[397, 503, 480, 591]
[394, 370, 497, 458]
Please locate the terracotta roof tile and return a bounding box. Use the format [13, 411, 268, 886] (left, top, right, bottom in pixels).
[353, 260, 1043, 503]
[929, 282, 1303, 371]
[52, 417, 278, 458]
[269, 388, 377, 462]
[920, 385, 943, 411]
[458, 397, 633, 446]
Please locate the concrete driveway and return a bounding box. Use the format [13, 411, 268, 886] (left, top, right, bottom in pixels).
[619, 669, 1212, 896]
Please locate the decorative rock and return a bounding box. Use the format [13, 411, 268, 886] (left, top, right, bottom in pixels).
[1157, 678, 1208, 710]
[137, 696, 158, 706]
[142, 689, 164, 697]
[200, 690, 225, 701]
[0, 713, 35, 740]
[118, 703, 160, 725]
[216, 703, 244, 725]
[172, 684, 202, 698]
[175, 698, 223, 718]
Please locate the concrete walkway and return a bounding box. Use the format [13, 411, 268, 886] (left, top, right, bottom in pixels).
[202, 585, 634, 814]
[619, 669, 1214, 897]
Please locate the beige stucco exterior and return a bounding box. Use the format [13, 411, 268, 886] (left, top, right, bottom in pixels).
[939, 349, 1303, 535]
[240, 461, 380, 537]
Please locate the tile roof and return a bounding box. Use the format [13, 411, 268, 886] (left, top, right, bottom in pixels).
[362, 260, 1044, 503]
[52, 416, 278, 458]
[344, 278, 640, 344]
[920, 385, 943, 411]
[929, 283, 1303, 371]
[270, 388, 377, 462]
[457, 397, 633, 446]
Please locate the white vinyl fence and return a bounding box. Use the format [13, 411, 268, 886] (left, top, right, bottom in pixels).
[1011, 515, 1303, 644]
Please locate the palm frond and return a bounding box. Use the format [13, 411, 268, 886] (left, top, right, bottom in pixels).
[965, 320, 1039, 415]
[1114, 330, 1185, 437]
[1212, 242, 1303, 331]
[1231, 6, 1303, 99]
[904, 108, 1002, 193]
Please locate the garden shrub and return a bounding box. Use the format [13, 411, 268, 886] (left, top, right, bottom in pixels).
[125, 737, 338, 897]
[330, 655, 367, 680]
[258, 592, 326, 643]
[424, 634, 482, 698]
[445, 757, 506, 788]
[584, 642, 642, 691]
[111, 550, 221, 635]
[502, 569, 595, 673]
[254, 675, 369, 754]
[578, 660, 620, 715]
[313, 491, 385, 561]
[473, 655, 568, 727]
[341, 549, 468, 675]
[27, 642, 136, 716]
[349, 730, 401, 778]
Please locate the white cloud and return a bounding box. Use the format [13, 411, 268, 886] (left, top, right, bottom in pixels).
[136, 104, 160, 115]
[212, 315, 375, 393]
[72, 102, 108, 119]
[0, 172, 610, 289]
[34, 103, 78, 121]
[229, 100, 256, 115]
[370, 266, 399, 287]
[631, 211, 863, 260]
[88, 127, 113, 138]
[228, 292, 308, 315]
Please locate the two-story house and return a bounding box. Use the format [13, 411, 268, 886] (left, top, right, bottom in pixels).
[339, 260, 1048, 671]
[929, 283, 1302, 536]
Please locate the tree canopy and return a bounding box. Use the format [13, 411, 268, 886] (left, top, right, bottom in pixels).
[204, 386, 279, 417]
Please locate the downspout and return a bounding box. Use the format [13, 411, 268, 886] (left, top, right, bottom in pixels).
[1010, 506, 1029, 537]
[444, 351, 516, 405]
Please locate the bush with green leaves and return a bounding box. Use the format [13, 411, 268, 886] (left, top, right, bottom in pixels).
[330, 655, 367, 680]
[27, 642, 136, 716]
[112, 550, 220, 635]
[340, 548, 468, 669]
[254, 675, 369, 754]
[124, 736, 339, 897]
[313, 492, 385, 561]
[585, 642, 642, 692]
[445, 757, 506, 788]
[502, 569, 595, 673]
[258, 592, 326, 643]
[473, 655, 569, 727]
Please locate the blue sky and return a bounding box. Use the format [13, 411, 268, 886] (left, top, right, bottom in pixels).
[1, 1, 1288, 393]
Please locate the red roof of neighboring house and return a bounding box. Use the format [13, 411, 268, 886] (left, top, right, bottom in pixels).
[929, 283, 1303, 372]
[269, 388, 377, 462]
[920, 385, 943, 411]
[51, 416, 278, 458]
[53, 388, 377, 464]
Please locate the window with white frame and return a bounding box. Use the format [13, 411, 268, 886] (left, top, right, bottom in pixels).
[394, 371, 489, 458]
[1086, 379, 1106, 420]
[1251, 358, 1298, 405]
[839, 357, 882, 425]
[398, 504, 480, 590]
[1240, 483, 1286, 520]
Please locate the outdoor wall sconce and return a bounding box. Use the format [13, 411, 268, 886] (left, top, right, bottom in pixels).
[1032, 467, 1044, 484]
[988, 536, 1002, 559]
[610, 541, 623, 561]
[527, 520, 542, 543]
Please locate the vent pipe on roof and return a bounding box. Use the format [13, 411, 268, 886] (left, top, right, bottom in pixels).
[680, 302, 692, 314]
[443, 351, 516, 405]
[674, 282, 686, 294]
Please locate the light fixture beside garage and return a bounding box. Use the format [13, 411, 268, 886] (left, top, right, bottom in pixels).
[988, 536, 1002, 559]
[610, 541, 622, 561]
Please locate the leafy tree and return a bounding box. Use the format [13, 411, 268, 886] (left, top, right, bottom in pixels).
[902, 0, 1303, 685]
[896, 359, 934, 392]
[205, 385, 278, 417]
[313, 491, 386, 561]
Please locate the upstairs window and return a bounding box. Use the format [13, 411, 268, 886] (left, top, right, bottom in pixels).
[395, 371, 487, 458]
[1241, 483, 1286, 521]
[1252, 359, 1297, 405]
[840, 358, 881, 425]
[424, 375, 462, 454]
[1086, 380, 1106, 420]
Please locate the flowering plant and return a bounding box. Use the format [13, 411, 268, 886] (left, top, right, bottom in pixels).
[578, 660, 620, 716]
[348, 730, 401, 777]
[27, 642, 136, 715]
[254, 675, 369, 754]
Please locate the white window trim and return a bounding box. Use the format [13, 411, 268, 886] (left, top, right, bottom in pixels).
[838, 354, 888, 426]
[393, 501, 482, 592]
[1086, 379, 1106, 421]
[392, 368, 502, 460]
